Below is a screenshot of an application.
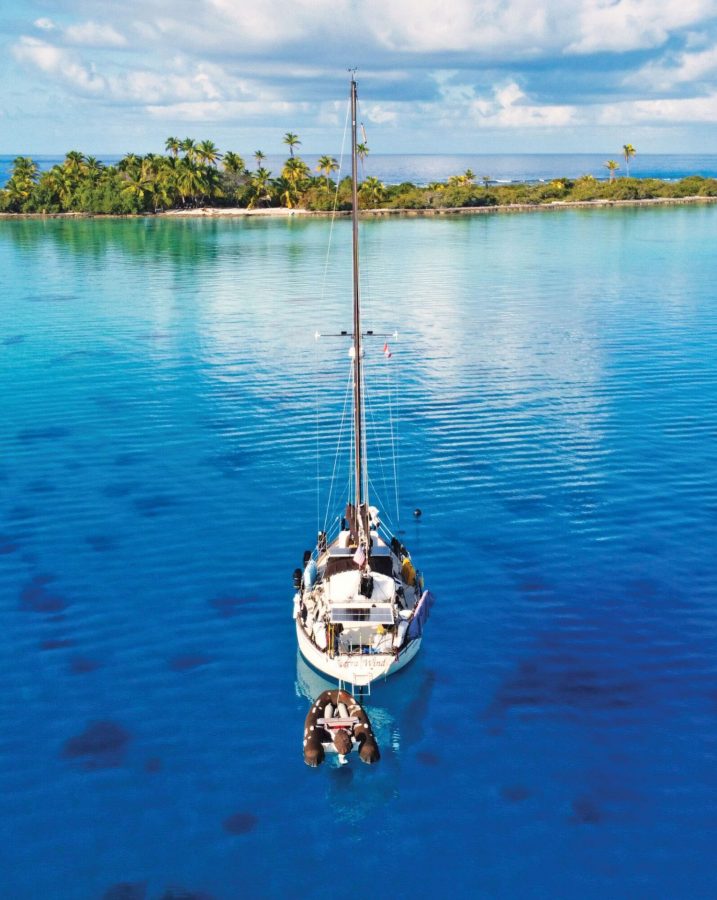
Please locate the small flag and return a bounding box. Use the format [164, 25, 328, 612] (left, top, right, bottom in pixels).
[383, 342, 392, 359]
[353, 545, 366, 567]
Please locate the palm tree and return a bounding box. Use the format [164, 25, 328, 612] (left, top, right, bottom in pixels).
[623, 144, 636, 177]
[84, 156, 104, 180]
[463, 169, 475, 185]
[44, 167, 74, 209]
[283, 132, 301, 158]
[177, 157, 206, 206]
[63, 151, 86, 177]
[165, 137, 181, 158]
[196, 140, 222, 166]
[280, 157, 310, 207]
[316, 154, 339, 189]
[247, 167, 273, 209]
[118, 153, 141, 174]
[155, 157, 180, 209]
[254, 150, 266, 169]
[3, 157, 40, 210]
[122, 169, 153, 207]
[11, 156, 39, 180]
[604, 160, 620, 183]
[223, 152, 246, 175]
[359, 175, 385, 207]
[180, 138, 196, 162]
[482, 175, 491, 187]
[356, 142, 369, 164]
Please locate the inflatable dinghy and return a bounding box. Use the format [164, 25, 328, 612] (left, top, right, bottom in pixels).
[303, 689, 380, 767]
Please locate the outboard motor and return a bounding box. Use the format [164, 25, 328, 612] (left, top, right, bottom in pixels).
[292, 568, 303, 590]
[360, 574, 374, 598]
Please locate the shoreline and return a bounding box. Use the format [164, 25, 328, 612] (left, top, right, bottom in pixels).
[1, 194, 717, 221]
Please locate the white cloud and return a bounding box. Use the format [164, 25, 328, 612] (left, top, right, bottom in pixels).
[7, 0, 717, 150]
[65, 21, 127, 47]
[146, 99, 306, 121]
[599, 92, 717, 124]
[12, 37, 253, 106]
[432, 76, 577, 129]
[472, 82, 576, 128]
[567, 0, 714, 54]
[626, 44, 717, 91]
[363, 104, 398, 126]
[13, 38, 106, 94]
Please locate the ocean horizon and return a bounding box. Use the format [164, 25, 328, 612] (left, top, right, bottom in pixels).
[3, 152, 717, 189]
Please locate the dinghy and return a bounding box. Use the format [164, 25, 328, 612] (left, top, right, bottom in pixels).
[303, 689, 380, 767]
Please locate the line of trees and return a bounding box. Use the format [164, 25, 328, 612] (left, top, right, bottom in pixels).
[2, 138, 716, 215]
[0, 133, 356, 214]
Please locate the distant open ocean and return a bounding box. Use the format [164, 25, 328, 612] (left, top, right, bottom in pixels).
[2, 153, 717, 187]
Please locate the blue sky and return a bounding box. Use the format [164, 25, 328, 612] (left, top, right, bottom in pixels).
[1, 0, 717, 155]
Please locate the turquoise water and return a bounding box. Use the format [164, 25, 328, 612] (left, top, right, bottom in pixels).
[2, 208, 717, 898]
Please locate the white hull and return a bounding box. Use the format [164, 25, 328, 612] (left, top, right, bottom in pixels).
[296, 619, 421, 688]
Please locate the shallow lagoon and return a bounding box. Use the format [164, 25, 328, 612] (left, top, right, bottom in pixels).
[1, 208, 717, 898]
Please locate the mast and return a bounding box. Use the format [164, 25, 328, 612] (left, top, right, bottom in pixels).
[350, 72, 366, 524]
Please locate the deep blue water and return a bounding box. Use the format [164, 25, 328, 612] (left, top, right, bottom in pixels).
[2, 153, 717, 187]
[2, 208, 717, 898]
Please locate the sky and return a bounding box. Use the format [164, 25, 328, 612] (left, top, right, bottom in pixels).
[1, 0, 717, 155]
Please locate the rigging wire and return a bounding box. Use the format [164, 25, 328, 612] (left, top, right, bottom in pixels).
[323, 362, 354, 532]
[386, 341, 400, 525]
[316, 97, 351, 534]
[363, 359, 391, 506]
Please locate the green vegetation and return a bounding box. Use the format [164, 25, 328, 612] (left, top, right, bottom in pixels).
[2, 138, 717, 216]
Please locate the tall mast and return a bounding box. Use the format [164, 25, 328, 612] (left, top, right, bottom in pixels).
[350, 72, 365, 520]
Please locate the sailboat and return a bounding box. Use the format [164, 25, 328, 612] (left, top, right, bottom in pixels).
[292, 73, 433, 690]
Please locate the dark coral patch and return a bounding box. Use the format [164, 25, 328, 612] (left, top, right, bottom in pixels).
[500, 785, 532, 803]
[86, 534, 116, 552]
[416, 751, 440, 766]
[0, 534, 19, 554]
[571, 796, 602, 825]
[223, 812, 258, 835]
[40, 638, 75, 650]
[26, 293, 76, 303]
[8, 504, 35, 521]
[160, 888, 215, 900]
[103, 481, 137, 498]
[133, 494, 178, 517]
[209, 595, 256, 618]
[205, 451, 247, 477]
[69, 656, 102, 674]
[169, 654, 212, 672]
[27, 478, 56, 493]
[20, 574, 68, 613]
[17, 426, 70, 442]
[3, 334, 26, 345]
[63, 720, 131, 768]
[145, 757, 162, 773]
[103, 882, 147, 900]
[114, 451, 144, 467]
[519, 580, 549, 593]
